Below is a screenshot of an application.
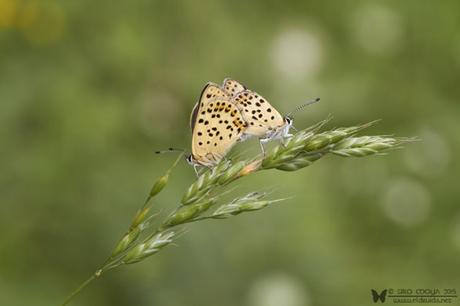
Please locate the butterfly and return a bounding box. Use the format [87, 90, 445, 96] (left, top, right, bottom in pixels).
[186, 82, 247, 171]
[165, 78, 318, 174]
[223, 78, 319, 154]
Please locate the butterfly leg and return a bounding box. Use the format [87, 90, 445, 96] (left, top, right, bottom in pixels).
[280, 134, 293, 147]
[193, 164, 200, 177]
[259, 138, 269, 155]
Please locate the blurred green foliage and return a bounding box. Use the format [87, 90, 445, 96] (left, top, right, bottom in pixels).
[1, 0, 459, 305]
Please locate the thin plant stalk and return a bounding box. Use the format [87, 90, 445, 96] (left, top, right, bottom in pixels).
[60, 119, 415, 305]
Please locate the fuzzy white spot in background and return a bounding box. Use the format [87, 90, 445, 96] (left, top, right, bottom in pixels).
[403, 128, 450, 178]
[381, 177, 431, 227]
[271, 28, 323, 81]
[351, 4, 404, 55]
[248, 272, 310, 306]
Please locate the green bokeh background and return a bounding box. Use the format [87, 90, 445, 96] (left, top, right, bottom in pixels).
[1, 1, 459, 305]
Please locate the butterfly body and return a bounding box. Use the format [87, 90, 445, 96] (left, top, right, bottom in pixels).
[263, 117, 293, 140]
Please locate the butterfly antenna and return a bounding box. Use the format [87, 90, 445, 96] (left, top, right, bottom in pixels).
[286, 97, 320, 118]
[155, 147, 185, 154]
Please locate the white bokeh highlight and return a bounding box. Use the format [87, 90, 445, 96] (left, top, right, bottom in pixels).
[381, 177, 431, 227]
[351, 4, 404, 55]
[271, 28, 323, 81]
[248, 272, 310, 306]
[403, 127, 450, 178]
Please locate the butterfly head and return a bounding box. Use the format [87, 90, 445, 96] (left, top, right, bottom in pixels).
[185, 154, 195, 165]
[283, 115, 294, 127]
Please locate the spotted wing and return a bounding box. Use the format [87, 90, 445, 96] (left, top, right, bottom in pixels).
[223, 78, 247, 97]
[191, 98, 247, 166]
[190, 82, 231, 132]
[232, 90, 285, 137]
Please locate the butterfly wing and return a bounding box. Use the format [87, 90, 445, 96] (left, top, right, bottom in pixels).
[191, 97, 247, 166]
[190, 82, 231, 132]
[223, 78, 247, 96]
[232, 90, 285, 138]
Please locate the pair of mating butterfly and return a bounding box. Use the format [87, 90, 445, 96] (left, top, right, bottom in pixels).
[165, 78, 319, 171]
